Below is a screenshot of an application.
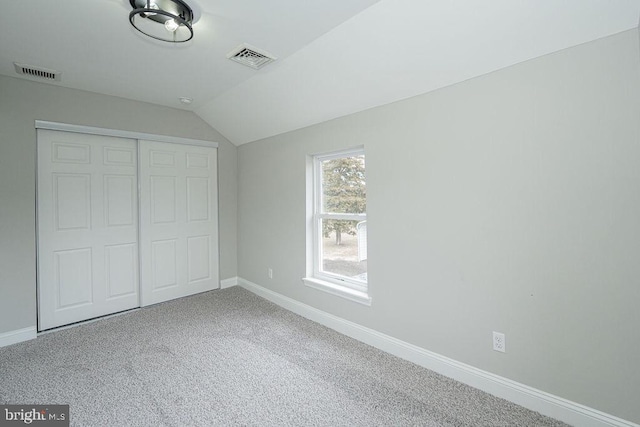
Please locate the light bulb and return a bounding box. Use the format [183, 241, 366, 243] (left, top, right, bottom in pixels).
[164, 19, 179, 32]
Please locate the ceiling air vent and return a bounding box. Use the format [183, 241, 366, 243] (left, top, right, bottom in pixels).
[14, 63, 61, 81]
[226, 43, 277, 70]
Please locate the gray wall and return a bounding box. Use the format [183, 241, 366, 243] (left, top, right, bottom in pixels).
[0, 75, 238, 335]
[237, 29, 640, 423]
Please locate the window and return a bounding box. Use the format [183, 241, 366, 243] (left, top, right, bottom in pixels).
[303, 147, 370, 305]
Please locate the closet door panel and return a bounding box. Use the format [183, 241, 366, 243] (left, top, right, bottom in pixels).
[139, 140, 219, 306]
[37, 130, 139, 330]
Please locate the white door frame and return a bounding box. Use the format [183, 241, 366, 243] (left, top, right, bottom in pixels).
[35, 121, 219, 149]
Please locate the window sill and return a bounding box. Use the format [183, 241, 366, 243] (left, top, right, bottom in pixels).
[302, 277, 371, 306]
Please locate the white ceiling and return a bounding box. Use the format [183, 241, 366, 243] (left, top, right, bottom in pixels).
[1, 1, 639, 145]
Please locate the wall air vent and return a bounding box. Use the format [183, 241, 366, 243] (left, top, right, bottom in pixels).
[226, 43, 277, 70]
[14, 63, 61, 81]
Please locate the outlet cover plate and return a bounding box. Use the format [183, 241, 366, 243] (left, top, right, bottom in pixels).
[493, 331, 506, 353]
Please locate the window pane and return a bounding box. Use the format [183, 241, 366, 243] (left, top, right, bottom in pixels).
[321, 219, 367, 282]
[321, 155, 366, 214]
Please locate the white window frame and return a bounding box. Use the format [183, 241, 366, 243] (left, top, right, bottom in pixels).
[303, 146, 371, 306]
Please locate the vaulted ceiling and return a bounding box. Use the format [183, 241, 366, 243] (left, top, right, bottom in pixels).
[1, 1, 639, 145]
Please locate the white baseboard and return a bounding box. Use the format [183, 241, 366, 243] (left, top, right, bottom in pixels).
[220, 277, 239, 289]
[237, 277, 638, 427]
[0, 326, 37, 348]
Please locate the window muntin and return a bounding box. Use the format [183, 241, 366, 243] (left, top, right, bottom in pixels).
[312, 148, 367, 292]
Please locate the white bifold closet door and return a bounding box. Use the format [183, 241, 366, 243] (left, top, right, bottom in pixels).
[139, 140, 219, 306]
[37, 130, 139, 330]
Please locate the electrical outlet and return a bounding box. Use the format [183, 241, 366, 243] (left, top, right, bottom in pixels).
[268, 268, 273, 279]
[493, 331, 506, 353]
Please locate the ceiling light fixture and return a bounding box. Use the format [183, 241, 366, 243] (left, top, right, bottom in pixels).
[129, 0, 194, 43]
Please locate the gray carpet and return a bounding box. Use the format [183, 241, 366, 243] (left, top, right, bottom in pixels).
[0, 287, 569, 426]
